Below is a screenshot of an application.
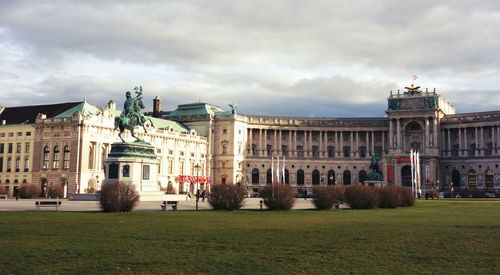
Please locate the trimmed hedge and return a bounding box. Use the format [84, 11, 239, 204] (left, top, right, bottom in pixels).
[344, 185, 378, 209]
[19, 184, 39, 199]
[260, 184, 296, 210]
[208, 184, 247, 210]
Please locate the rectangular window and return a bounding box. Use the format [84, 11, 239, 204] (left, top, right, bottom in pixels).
[168, 160, 173, 174]
[16, 143, 21, 154]
[25, 132, 31, 136]
[223, 128, 227, 135]
[17, 132, 22, 137]
[25, 143, 30, 154]
[179, 161, 184, 174]
[108, 163, 119, 179]
[0, 133, 5, 137]
[8, 133, 13, 137]
[0, 157, 3, 172]
[0, 143, 4, 154]
[8, 143, 13, 154]
[143, 165, 150, 180]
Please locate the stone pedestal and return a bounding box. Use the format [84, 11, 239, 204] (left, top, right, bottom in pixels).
[104, 142, 165, 201]
[365, 180, 385, 187]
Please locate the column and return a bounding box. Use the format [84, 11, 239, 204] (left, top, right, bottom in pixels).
[447, 129, 451, 157]
[389, 119, 393, 148]
[355, 131, 359, 158]
[479, 127, 484, 156]
[264, 129, 268, 157]
[492, 126, 496, 155]
[350, 131, 354, 157]
[309, 130, 313, 157]
[425, 118, 430, 148]
[371, 131, 375, 156]
[334, 131, 338, 156]
[318, 130, 324, 158]
[273, 129, 277, 156]
[340, 131, 344, 158]
[248, 128, 253, 156]
[382, 131, 385, 155]
[458, 128, 462, 156]
[463, 128, 468, 157]
[258, 129, 262, 157]
[433, 118, 438, 148]
[293, 130, 297, 157]
[288, 130, 292, 157]
[441, 130, 445, 155]
[475, 127, 479, 156]
[324, 131, 328, 157]
[396, 118, 401, 149]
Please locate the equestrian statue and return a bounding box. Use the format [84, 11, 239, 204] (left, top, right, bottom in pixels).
[115, 86, 149, 142]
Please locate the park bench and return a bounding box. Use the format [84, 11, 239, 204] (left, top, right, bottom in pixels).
[160, 201, 178, 211]
[0, 194, 8, 200]
[35, 200, 62, 211]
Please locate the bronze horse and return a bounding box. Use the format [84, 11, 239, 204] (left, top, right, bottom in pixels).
[115, 87, 149, 142]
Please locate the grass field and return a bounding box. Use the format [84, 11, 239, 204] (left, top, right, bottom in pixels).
[1, 200, 500, 274]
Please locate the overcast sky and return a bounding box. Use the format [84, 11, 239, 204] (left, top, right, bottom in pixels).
[1, 1, 500, 117]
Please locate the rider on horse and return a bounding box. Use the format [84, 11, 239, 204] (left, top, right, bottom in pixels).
[116, 86, 148, 142]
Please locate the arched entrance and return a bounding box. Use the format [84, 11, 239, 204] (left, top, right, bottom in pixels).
[327, 170, 335, 185]
[297, 169, 304, 185]
[401, 165, 412, 187]
[312, 170, 320, 185]
[451, 169, 460, 188]
[359, 170, 367, 184]
[252, 168, 259, 184]
[343, 170, 351, 185]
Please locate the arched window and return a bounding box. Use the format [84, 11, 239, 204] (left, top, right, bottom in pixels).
[312, 169, 320, 185]
[485, 169, 494, 189]
[327, 170, 336, 185]
[52, 145, 60, 169]
[359, 170, 367, 183]
[467, 169, 477, 188]
[251, 144, 257, 155]
[327, 146, 335, 158]
[282, 145, 288, 156]
[7, 157, 12, 172]
[43, 146, 49, 169]
[88, 143, 95, 169]
[284, 169, 290, 184]
[312, 146, 319, 158]
[451, 169, 460, 188]
[296, 145, 304, 158]
[266, 169, 272, 184]
[252, 168, 259, 184]
[359, 146, 367, 158]
[15, 157, 20, 172]
[343, 146, 350, 158]
[63, 145, 70, 169]
[221, 176, 226, 185]
[24, 156, 29, 172]
[343, 170, 351, 185]
[297, 169, 305, 185]
[221, 141, 228, 155]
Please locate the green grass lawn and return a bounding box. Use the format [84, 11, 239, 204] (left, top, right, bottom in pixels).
[1, 200, 500, 274]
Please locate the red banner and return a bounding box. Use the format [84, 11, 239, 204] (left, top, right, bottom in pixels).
[395, 157, 411, 163]
[177, 175, 212, 184]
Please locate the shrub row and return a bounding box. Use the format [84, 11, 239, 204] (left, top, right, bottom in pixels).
[208, 184, 247, 210]
[312, 185, 415, 210]
[260, 184, 296, 210]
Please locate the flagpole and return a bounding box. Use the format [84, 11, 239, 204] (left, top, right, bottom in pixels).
[416, 151, 420, 198]
[410, 149, 414, 197]
[277, 154, 280, 184]
[271, 155, 274, 185]
[282, 156, 286, 184]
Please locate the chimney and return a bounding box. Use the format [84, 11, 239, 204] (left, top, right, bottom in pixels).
[153, 96, 161, 118]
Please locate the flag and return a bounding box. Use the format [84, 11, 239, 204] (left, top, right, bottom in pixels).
[412, 75, 417, 80]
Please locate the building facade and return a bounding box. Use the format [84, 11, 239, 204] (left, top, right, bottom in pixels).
[165, 85, 500, 196]
[1, 84, 500, 198]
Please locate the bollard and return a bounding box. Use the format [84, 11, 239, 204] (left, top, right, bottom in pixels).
[259, 200, 263, 211]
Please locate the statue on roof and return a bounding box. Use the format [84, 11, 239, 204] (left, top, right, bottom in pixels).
[229, 103, 237, 115]
[115, 86, 148, 142]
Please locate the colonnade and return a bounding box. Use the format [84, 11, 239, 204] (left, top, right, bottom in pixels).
[442, 125, 500, 157]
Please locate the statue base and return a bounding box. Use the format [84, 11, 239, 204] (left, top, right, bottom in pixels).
[104, 142, 164, 201]
[365, 180, 385, 187]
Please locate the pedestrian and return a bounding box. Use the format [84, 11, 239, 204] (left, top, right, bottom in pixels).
[304, 189, 308, 200]
[14, 187, 19, 201]
[201, 190, 206, 202]
[425, 191, 429, 200]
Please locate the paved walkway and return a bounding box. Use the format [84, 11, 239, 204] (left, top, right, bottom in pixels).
[0, 197, 318, 212]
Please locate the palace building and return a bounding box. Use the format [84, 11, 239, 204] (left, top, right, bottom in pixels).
[1, 84, 499, 197]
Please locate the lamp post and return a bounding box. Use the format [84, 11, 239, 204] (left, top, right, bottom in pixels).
[194, 163, 200, 210]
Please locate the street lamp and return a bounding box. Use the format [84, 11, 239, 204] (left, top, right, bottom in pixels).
[194, 163, 201, 210]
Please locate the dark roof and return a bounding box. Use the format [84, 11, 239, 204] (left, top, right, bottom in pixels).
[0, 102, 83, 125]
